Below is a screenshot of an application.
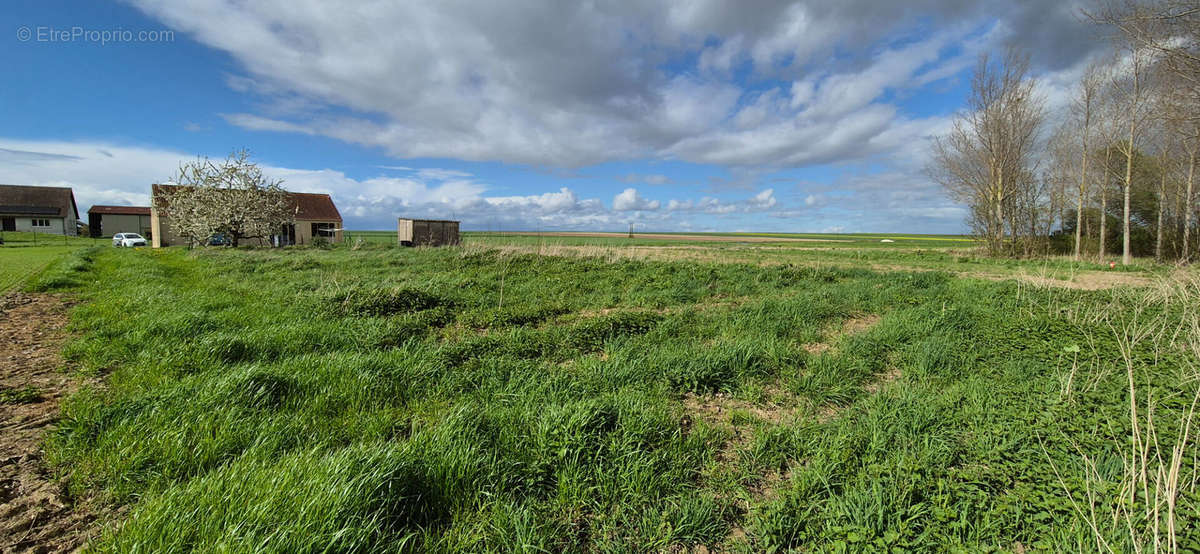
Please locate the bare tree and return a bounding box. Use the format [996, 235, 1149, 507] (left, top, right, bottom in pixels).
[1094, 0, 1200, 263]
[1073, 63, 1106, 259]
[1158, 34, 1200, 262]
[156, 150, 294, 248]
[1185, 123, 1199, 261]
[1108, 40, 1154, 265]
[930, 49, 1045, 256]
[1094, 86, 1127, 262]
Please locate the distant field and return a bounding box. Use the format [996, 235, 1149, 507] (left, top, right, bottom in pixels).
[342, 230, 977, 249]
[333, 229, 1160, 286]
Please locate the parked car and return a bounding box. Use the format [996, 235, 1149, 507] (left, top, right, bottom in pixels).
[208, 233, 231, 246]
[113, 233, 148, 247]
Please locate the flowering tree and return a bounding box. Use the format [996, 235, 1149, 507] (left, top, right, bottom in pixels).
[157, 150, 294, 247]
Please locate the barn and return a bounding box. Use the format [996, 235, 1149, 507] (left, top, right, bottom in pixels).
[0, 184, 79, 236]
[88, 205, 152, 238]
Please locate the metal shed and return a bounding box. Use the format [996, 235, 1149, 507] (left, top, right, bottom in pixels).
[397, 218, 460, 247]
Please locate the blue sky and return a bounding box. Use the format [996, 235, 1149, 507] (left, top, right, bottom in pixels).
[2, 0, 1102, 232]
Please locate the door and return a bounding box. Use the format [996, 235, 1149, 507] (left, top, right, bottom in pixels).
[278, 223, 295, 246]
[1, 217, 14, 232]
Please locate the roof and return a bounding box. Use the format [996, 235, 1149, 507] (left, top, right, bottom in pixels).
[152, 185, 341, 222]
[398, 218, 460, 223]
[291, 192, 341, 221]
[0, 184, 78, 219]
[88, 205, 151, 216]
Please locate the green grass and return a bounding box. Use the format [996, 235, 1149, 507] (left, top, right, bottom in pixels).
[0, 246, 84, 293]
[341, 230, 1161, 281]
[0, 231, 107, 293]
[0, 385, 43, 404]
[39, 244, 1200, 551]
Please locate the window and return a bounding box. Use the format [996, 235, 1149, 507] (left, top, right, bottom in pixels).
[31, 218, 51, 227]
[312, 222, 336, 238]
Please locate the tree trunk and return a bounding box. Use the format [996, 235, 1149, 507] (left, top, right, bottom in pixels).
[1076, 146, 1088, 260]
[1155, 164, 1166, 263]
[1122, 134, 1135, 266]
[1186, 149, 1196, 263]
[1100, 148, 1111, 262]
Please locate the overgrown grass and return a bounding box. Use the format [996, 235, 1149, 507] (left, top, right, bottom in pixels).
[42, 245, 1199, 551]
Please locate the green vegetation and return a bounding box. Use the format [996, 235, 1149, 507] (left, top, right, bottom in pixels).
[341, 231, 1162, 283]
[0, 233, 99, 293]
[40, 244, 1200, 551]
[0, 385, 43, 404]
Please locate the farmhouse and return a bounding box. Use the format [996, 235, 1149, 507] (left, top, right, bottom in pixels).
[150, 184, 344, 247]
[0, 184, 79, 236]
[87, 205, 152, 238]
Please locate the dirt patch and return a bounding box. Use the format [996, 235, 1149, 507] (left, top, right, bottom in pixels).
[840, 314, 881, 335]
[0, 292, 97, 553]
[803, 342, 831, 355]
[682, 387, 800, 464]
[802, 313, 882, 354]
[864, 366, 903, 395]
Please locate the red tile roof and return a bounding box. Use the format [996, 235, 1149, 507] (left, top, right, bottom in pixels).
[151, 185, 341, 222]
[88, 205, 151, 215]
[291, 192, 342, 221]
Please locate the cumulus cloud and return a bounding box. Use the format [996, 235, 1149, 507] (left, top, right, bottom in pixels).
[664, 189, 776, 215]
[0, 138, 811, 231]
[127, 0, 1102, 170]
[613, 188, 661, 211]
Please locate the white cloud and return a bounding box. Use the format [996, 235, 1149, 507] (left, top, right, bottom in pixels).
[126, 0, 1101, 170]
[0, 138, 825, 232]
[613, 188, 661, 211]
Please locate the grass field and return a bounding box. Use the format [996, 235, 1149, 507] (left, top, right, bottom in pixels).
[0, 232, 98, 293]
[31, 241, 1200, 551]
[344, 230, 1162, 287]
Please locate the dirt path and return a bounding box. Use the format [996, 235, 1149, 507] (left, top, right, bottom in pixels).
[0, 293, 96, 553]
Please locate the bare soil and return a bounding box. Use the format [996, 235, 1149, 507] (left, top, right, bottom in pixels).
[803, 313, 882, 355]
[0, 293, 96, 554]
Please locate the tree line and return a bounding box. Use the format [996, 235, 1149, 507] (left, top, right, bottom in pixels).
[930, 0, 1200, 264]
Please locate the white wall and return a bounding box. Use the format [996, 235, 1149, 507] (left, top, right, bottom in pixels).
[13, 216, 70, 235]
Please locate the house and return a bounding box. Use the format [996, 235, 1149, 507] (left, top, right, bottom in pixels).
[87, 205, 152, 238]
[397, 218, 460, 247]
[150, 184, 343, 247]
[0, 184, 79, 236]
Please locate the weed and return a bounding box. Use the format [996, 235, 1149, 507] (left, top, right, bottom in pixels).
[0, 385, 42, 404]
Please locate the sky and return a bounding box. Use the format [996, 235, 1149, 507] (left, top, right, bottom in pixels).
[2, 0, 1110, 233]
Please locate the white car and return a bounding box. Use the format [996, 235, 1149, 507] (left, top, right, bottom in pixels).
[113, 233, 148, 247]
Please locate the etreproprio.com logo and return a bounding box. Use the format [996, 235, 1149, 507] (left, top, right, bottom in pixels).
[16, 25, 174, 45]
